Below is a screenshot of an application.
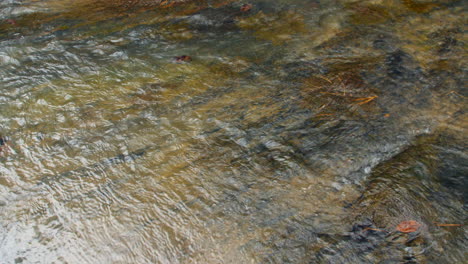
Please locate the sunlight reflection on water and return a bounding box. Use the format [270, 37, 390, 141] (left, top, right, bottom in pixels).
[0, 0, 466, 263]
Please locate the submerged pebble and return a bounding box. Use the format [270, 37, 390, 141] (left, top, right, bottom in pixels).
[240, 4, 252, 12]
[5, 19, 17, 25]
[175, 55, 192, 62]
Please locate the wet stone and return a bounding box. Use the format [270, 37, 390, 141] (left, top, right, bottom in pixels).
[385, 50, 409, 79]
[281, 60, 326, 80]
[402, 0, 438, 13]
[372, 34, 398, 51]
[14, 257, 26, 264]
[175, 55, 192, 62]
[240, 4, 252, 13]
[349, 4, 392, 25]
[438, 36, 458, 53]
[349, 219, 386, 245]
[186, 5, 243, 32]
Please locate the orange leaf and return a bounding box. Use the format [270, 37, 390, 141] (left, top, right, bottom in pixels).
[396, 220, 421, 233]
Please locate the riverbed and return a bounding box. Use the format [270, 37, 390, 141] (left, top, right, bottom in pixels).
[0, 0, 466, 263]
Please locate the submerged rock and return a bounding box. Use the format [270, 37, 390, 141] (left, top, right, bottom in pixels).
[237, 10, 308, 44]
[240, 3, 253, 12]
[175, 55, 192, 62]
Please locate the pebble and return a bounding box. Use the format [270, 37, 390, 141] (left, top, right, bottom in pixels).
[5, 19, 17, 26]
[240, 4, 252, 12]
[175, 55, 192, 62]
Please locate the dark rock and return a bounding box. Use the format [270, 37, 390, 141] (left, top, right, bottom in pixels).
[438, 36, 457, 53]
[186, 5, 243, 32]
[385, 50, 408, 79]
[282, 60, 326, 80]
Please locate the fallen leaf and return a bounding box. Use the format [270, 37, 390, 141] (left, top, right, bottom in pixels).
[396, 220, 421, 233]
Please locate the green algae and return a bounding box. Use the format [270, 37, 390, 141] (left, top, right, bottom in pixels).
[349, 4, 394, 25]
[401, 0, 439, 13]
[394, 7, 466, 70]
[1, 0, 231, 40]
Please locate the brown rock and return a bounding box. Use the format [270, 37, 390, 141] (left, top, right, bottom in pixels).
[240, 4, 252, 12]
[175, 55, 192, 62]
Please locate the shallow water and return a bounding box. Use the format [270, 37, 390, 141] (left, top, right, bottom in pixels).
[0, 0, 466, 263]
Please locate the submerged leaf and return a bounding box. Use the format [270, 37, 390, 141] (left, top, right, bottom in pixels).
[396, 220, 421, 233]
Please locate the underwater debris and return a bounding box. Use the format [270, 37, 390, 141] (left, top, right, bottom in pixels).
[434, 223, 462, 227]
[396, 220, 421, 233]
[362, 227, 387, 233]
[353, 219, 461, 235]
[299, 69, 381, 120]
[354, 95, 378, 105]
[240, 3, 252, 12]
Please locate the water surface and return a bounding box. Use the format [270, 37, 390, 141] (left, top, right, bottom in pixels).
[0, 0, 466, 263]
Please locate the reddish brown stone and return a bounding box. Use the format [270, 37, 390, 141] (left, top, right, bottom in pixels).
[175, 55, 192, 62]
[5, 19, 17, 26]
[240, 4, 252, 12]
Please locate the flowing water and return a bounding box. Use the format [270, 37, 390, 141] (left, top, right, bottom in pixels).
[0, 0, 466, 263]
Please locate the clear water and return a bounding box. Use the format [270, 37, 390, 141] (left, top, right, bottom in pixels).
[0, 0, 466, 263]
